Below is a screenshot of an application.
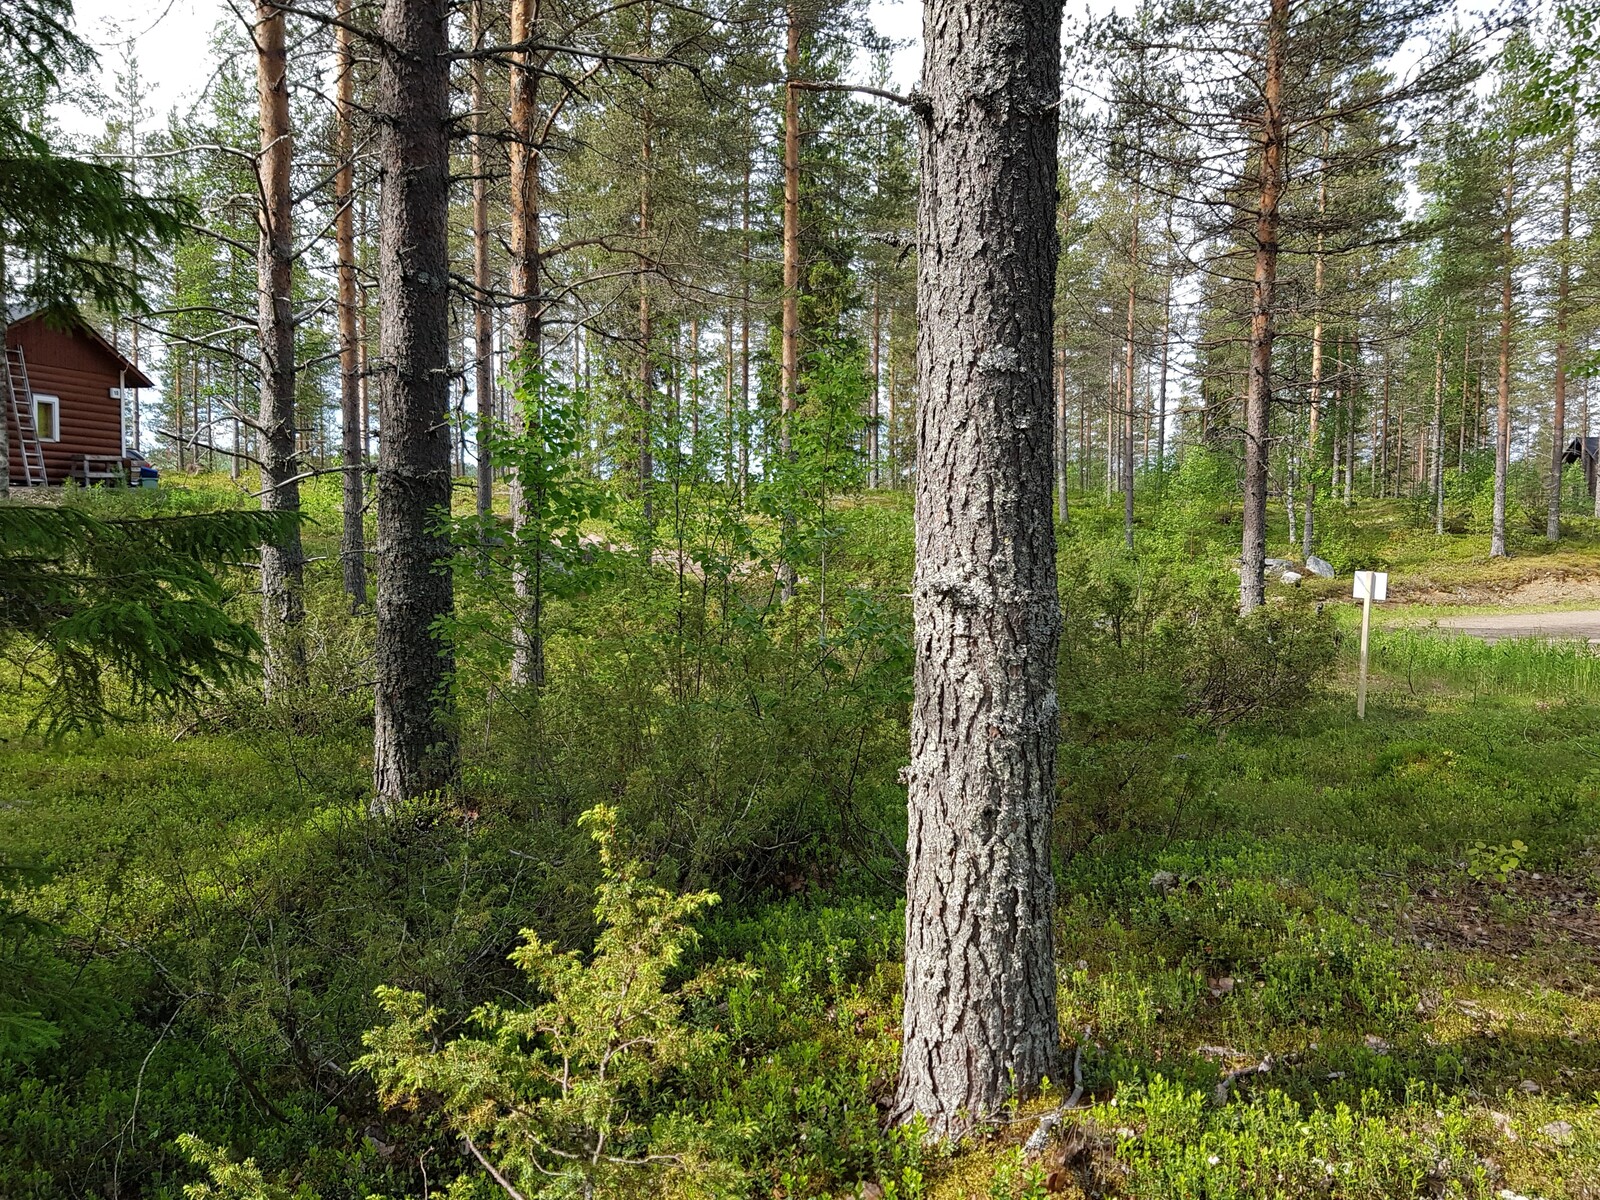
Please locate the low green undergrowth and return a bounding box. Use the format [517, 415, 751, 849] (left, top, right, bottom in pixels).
[6, 480, 1600, 1198]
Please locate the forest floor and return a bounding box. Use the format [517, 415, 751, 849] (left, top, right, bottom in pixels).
[5, 477, 1600, 1198]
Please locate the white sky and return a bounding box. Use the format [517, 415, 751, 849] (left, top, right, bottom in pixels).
[61, 0, 234, 131]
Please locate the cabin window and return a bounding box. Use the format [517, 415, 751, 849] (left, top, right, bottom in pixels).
[34, 394, 60, 442]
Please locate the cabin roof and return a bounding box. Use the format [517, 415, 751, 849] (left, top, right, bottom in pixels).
[5, 304, 155, 389]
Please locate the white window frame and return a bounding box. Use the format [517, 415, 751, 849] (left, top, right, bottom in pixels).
[33, 393, 61, 443]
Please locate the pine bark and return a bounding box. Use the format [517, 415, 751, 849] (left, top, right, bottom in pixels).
[372, 0, 457, 811]
[1431, 311, 1445, 535]
[1549, 134, 1572, 543]
[1056, 336, 1069, 522]
[1301, 148, 1326, 555]
[509, 0, 545, 686]
[1240, 0, 1288, 612]
[256, 0, 306, 696]
[870, 280, 882, 488]
[472, 0, 495, 533]
[1122, 174, 1138, 550]
[1156, 265, 1170, 486]
[638, 114, 655, 522]
[336, 0, 367, 608]
[893, 0, 1063, 1136]
[1491, 149, 1513, 558]
[778, 3, 802, 599]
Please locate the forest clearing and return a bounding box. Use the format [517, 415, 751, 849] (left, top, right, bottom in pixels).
[3, 0, 1600, 1195]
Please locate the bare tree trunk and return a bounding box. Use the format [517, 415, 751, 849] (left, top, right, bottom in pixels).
[778, 2, 801, 599]
[1549, 132, 1572, 543]
[1081, 374, 1094, 489]
[1343, 347, 1355, 503]
[509, 0, 545, 686]
[372, 0, 457, 812]
[1302, 141, 1325, 558]
[255, 0, 306, 697]
[1491, 148, 1514, 558]
[1240, 0, 1287, 613]
[1432, 311, 1445, 534]
[739, 139, 752, 500]
[1056, 335, 1069, 523]
[335, 0, 367, 608]
[893, 0, 1063, 1137]
[870, 279, 881, 487]
[724, 308, 736, 486]
[638, 111, 654, 524]
[1379, 339, 1390, 497]
[887, 313, 899, 488]
[1122, 174, 1138, 550]
[688, 314, 700, 440]
[1156, 264, 1170, 488]
[472, 0, 495, 537]
[1105, 352, 1114, 503]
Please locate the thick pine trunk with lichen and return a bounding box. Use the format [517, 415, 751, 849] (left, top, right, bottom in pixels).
[892, 0, 1063, 1137]
[372, 0, 456, 811]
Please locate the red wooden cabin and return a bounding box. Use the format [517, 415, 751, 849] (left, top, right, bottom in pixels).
[4, 308, 153, 487]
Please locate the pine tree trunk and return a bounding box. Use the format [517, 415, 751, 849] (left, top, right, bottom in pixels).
[1302, 146, 1326, 558]
[1056, 336, 1069, 523]
[471, 0, 495, 538]
[372, 0, 457, 812]
[740, 141, 752, 500]
[870, 280, 882, 488]
[1432, 312, 1445, 534]
[1122, 177, 1138, 550]
[1491, 151, 1513, 558]
[778, 3, 801, 599]
[725, 309, 737, 486]
[1379, 345, 1390, 497]
[1344, 350, 1355, 503]
[509, 0, 545, 686]
[336, 0, 367, 608]
[256, 0, 306, 697]
[894, 0, 1063, 1137]
[1240, 0, 1287, 613]
[1549, 133, 1572, 543]
[638, 111, 655, 524]
[1156, 265, 1170, 488]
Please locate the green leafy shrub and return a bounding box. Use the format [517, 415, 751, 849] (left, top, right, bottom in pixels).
[1464, 839, 1527, 884]
[359, 805, 735, 1198]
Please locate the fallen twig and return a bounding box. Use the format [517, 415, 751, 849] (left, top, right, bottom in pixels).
[1212, 1054, 1273, 1106]
[1024, 1032, 1089, 1155]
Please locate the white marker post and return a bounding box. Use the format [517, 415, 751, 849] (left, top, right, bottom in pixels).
[1353, 570, 1388, 719]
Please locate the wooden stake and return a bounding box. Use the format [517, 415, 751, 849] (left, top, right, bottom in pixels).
[1357, 592, 1372, 720]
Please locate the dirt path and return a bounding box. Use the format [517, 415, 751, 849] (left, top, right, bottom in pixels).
[1426, 610, 1600, 643]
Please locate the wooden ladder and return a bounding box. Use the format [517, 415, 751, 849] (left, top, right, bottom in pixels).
[4, 343, 47, 486]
